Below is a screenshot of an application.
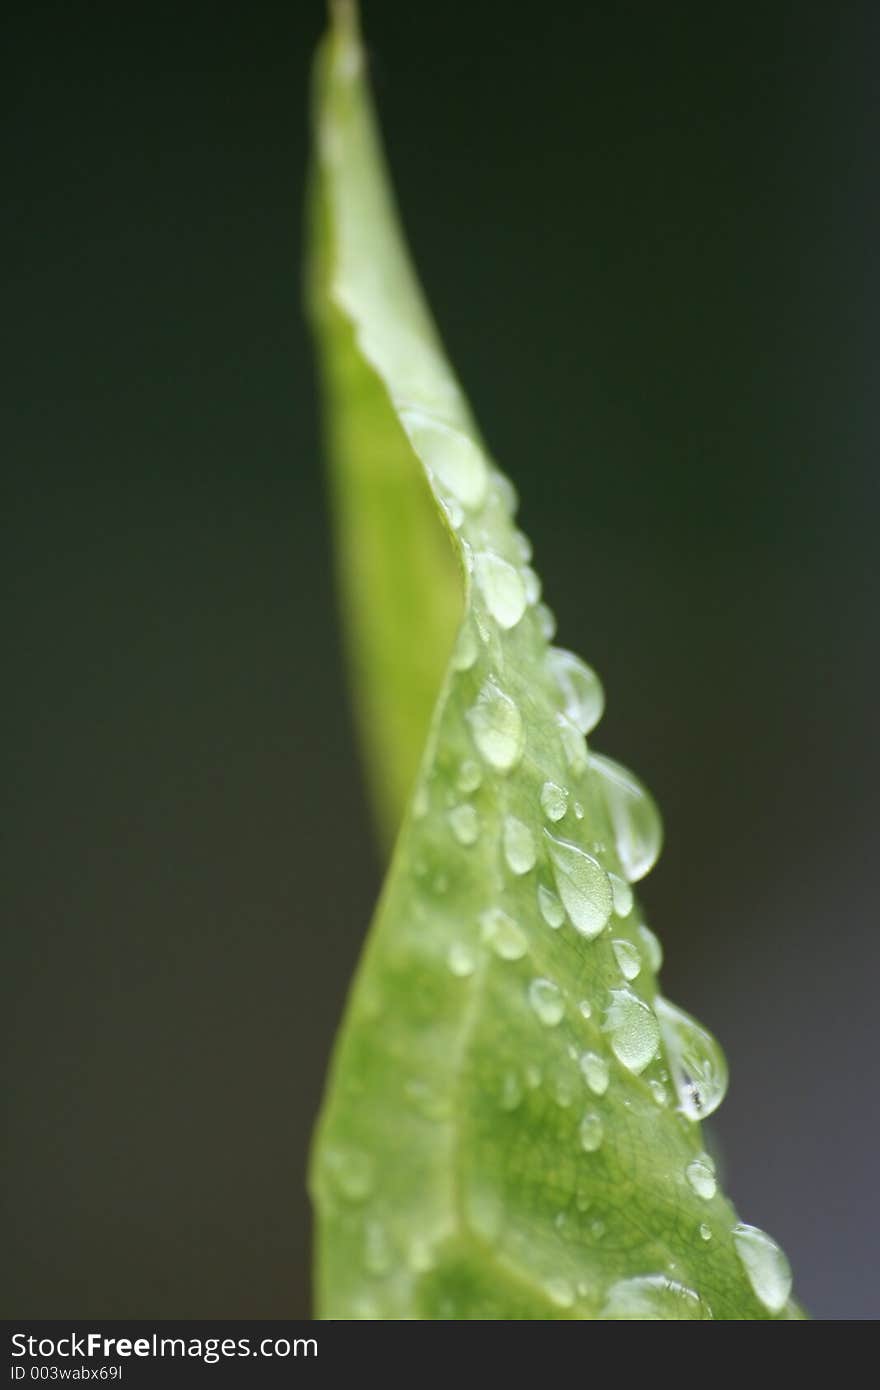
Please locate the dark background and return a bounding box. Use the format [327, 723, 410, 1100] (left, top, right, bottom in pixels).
[3, 0, 878, 1320]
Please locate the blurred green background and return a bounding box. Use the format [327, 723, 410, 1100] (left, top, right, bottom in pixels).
[3, 1, 878, 1319]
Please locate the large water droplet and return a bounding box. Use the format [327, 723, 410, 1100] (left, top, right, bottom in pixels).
[609, 872, 634, 918]
[612, 938, 642, 981]
[603, 986, 660, 1073]
[404, 413, 488, 509]
[467, 678, 524, 771]
[685, 1154, 717, 1200]
[547, 647, 605, 734]
[522, 566, 542, 606]
[474, 551, 527, 629]
[589, 752, 663, 881]
[540, 780, 568, 822]
[528, 977, 565, 1026]
[655, 995, 728, 1120]
[503, 815, 536, 874]
[449, 803, 480, 846]
[637, 921, 663, 972]
[451, 622, 479, 672]
[480, 907, 527, 960]
[545, 831, 613, 939]
[580, 1051, 610, 1095]
[537, 883, 565, 928]
[579, 1111, 604, 1152]
[732, 1224, 793, 1314]
[601, 1275, 712, 1320]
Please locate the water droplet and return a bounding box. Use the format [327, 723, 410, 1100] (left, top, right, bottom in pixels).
[590, 1218, 606, 1239]
[553, 1068, 577, 1107]
[637, 921, 663, 972]
[537, 883, 565, 928]
[603, 986, 660, 1073]
[655, 995, 728, 1120]
[557, 713, 589, 773]
[579, 1110, 604, 1152]
[499, 1070, 523, 1111]
[522, 566, 542, 605]
[323, 1146, 374, 1202]
[649, 1079, 669, 1107]
[612, 938, 642, 981]
[537, 603, 557, 640]
[578, 999, 593, 1020]
[699, 1222, 713, 1242]
[601, 1274, 712, 1320]
[513, 530, 533, 563]
[544, 1276, 575, 1309]
[363, 1219, 392, 1275]
[685, 1155, 717, 1200]
[589, 753, 662, 881]
[540, 780, 568, 821]
[580, 1051, 610, 1095]
[441, 495, 464, 530]
[503, 815, 536, 874]
[528, 977, 565, 1026]
[404, 414, 488, 509]
[732, 1224, 793, 1314]
[545, 831, 613, 939]
[547, 647, 605, 734]
[457, 758, 482, 793]
[449, 803, 480, 846]
[609, 872, 634, 918]
[474, 551, 527, 629]
[574, 800, 584, 819]
[480, 907, 527, 960]
[494, 472, 518, 516]
[448, 942, 476, 978]
[451, 622, 478, 672]
[467, 678, 524, 771]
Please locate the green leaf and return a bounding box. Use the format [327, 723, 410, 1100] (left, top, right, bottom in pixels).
[308, 2, 803, 1320]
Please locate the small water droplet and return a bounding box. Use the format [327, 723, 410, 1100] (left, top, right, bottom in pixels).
[537, 883, 565, 928]
[601, 1274, 712, 1320]
[603, 986, 660, 1073]
[451, 622, 479, 672]
[499, 1070, 523, 1111]
[732, 1224, 793, 1314]
[553, 1068, 577, 1107]
[589, 752, 663, 881]
[404, 413, 488, 509]
[637, 921, 663, 972]
[522, 565, 542, 605]
[590, 1218, 605, 1239]
[480, 907, 527, 960]
[579, 1051, 610, 1095]
[449, 803, 480, 846]
[545, 831, 613, 938]
[467, 678, 525, 771]
[457, 758, 482, 793]
[447, 942, 476, 978]
[494, 472, 518, 515]
[649, 1079, 669, 1107]
[579, 1110, 604, 1152]
[574, 800, 584, 819]
[609, 872, 634, 918]
[513, 530, 533, 563]
[545, 1276, 575, 1309]
[655, 995, 728, 1120]
[557, 713, 589, 773]
[547, 647, 605, 734]
[537, 603, 557, 640]
[503, 815, 536, 874]
[578, 999, 593, 1020]
[528, 977, 565, 1026]
[699, 1222, 713, 1242]
[612, 938, 642, 981]
[540, 780, 568, 821]
[474, 551, 528, 629]
[685, 1155, 717, 1200]
[441, 495, 464, 529]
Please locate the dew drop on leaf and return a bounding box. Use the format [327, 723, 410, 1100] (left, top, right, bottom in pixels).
[655, 995, 728, 1120]
[447, 942, 476, 978]
[540, 780, 568, 822]
[590, 752, 663, 882]
[528, 977, 565, 1026]
[448, 803, 480, 845]
[545, 830, 613, 939]
[601, 1274, 712, 1320]
[685, 1155, 717, 1200]
[474, 550, 528, 629]
[732, 1224, 793, 1314]
[602, 986, 660, 1073]
[467, 677, 524, 771]
[637, 921, 663, 972]
[480, 907, 527, 961]
[557, 713, 589, 774]
[404, 413, 488, 510]
[579, 1110, 604, 1152]
[612, 938, 642, 981]
[503, 814, 536, 874]
[546, 647, 605, 734]
[579, 1050, 610, 1095]
[537, 883, 565, 928]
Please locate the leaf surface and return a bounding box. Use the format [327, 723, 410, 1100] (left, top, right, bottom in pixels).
[308, 2, 801, 1320]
